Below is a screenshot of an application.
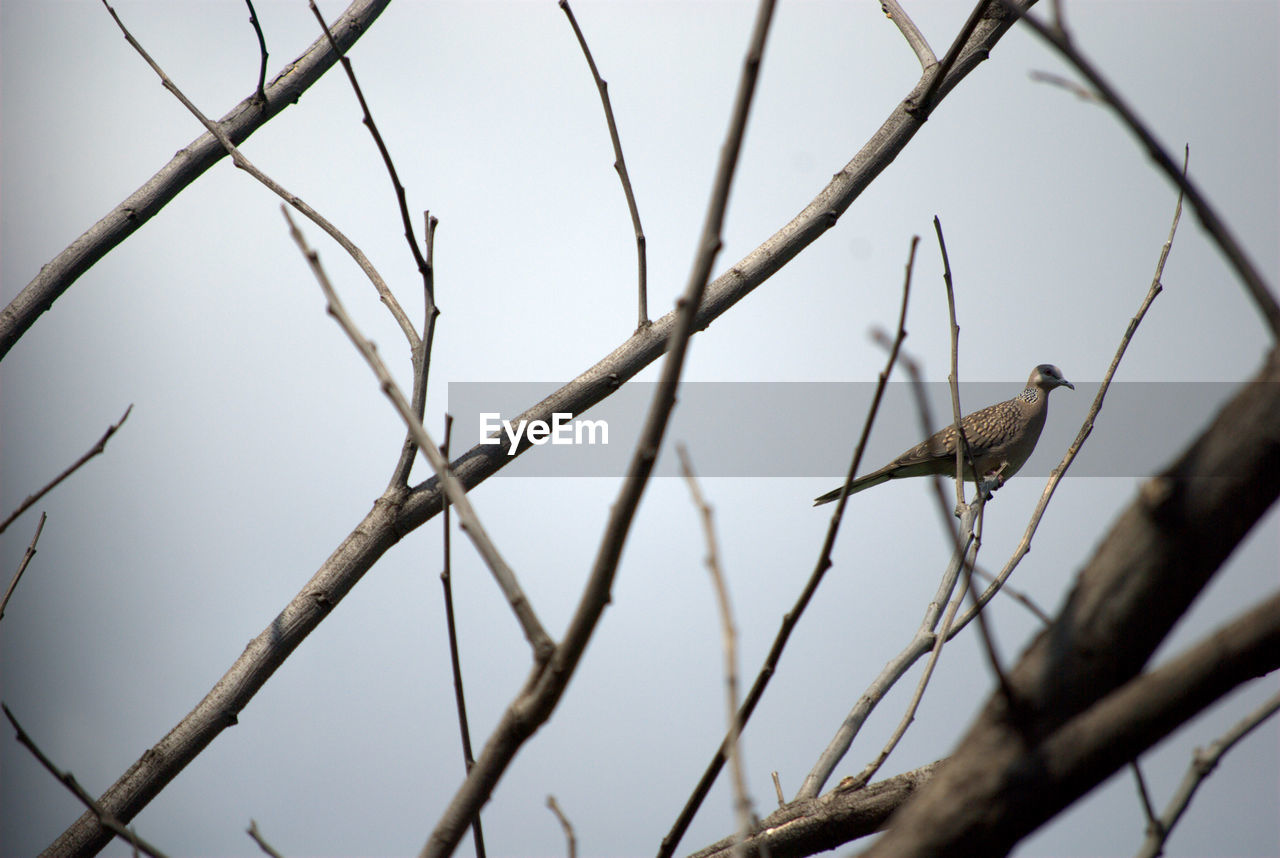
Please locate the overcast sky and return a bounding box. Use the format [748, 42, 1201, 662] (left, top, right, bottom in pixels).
[2, 1, 1278, 857]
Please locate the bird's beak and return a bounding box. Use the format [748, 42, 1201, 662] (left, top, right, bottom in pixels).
[1063, 380, 1075, 390]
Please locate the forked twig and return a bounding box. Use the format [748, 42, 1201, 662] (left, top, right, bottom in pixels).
[282, 208, 554, 662]
[1135, 692, 1280, 858]
[99, 0, 420, 349]
[560, 0, 649, 328]
[0, 404, 132, 536]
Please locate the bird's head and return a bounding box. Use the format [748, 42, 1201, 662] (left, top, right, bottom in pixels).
[1031, 364, 1075, 391]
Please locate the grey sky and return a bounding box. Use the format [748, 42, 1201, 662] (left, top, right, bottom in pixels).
[2, 1, 1277, 856]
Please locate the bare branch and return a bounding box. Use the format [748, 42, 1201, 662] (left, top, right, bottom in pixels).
[1135, 691, 1280, 858]
[0, 0, 391, 361]
[880, 0, 936, 70]
[560, 0, 650, 328]
[3, 704, 167, 858]
[845, 501, 979, 791]
[1004, 2, 1280, 337]
[545, 796, 577, 858]
[98, 0, 420, 349]
[0, 513, 46, 622]
[678, 445, 753, 853]
[1028, 68, 1099, 101]
[246, 820, 286, 858]
[244, 0, 268, 105]
[437, 416, 487, 858]
[953, 147, 1186, 632]
[307, 0, 431, 280]
[659, 236, 916, 857]
[0, 404, 132, 536]
[863, 589, 1280, 856]
[282, 209, 553, 661]
[912, 0, 991, 116]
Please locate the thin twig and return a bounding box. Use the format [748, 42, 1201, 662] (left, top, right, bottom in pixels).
[244, 0, 268, 105]
[1004, 1, 1280, 337]
[934, 216, 973, 511]
[546, 796, 577, 858]
[935, 216, 1013, 704]
[1130, 760, 1160, 838]
[3, 704, 166, 858]
[677, 445, 753, 855]
[1028, 69, 1099, 101]
[660, 237, 916, 855]
[0, 513, 46, 622]
[770, 772, 784, 808]
[846, 500, 980, 790]
[912, 0, 989, 115]
[1136, 692, 1280, 858]
[246, 819, 286, 858]
[953, 147, 1188, 633]
[98, 0, 419, 349]
[282, 208, 554, 662]
[422, 4, 780, 855]
[0, 404, 132, 536]
[392, 211, 442, 489]
[437, 415, 486, 858]
[560, 0, 649, 328]
[880, 0, 936, 69]
[307, 1, 430, 279]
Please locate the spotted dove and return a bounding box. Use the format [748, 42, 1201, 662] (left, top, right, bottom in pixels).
[813, 364, 1074, 505]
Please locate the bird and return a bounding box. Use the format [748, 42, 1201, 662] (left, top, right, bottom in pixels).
[813, 364, 1074, 505]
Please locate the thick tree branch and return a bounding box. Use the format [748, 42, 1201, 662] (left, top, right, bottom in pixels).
[863, 346, 1280, 857]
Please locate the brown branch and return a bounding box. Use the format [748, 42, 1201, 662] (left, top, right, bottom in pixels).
[952, 146, 1186, 632]
[437, 416, 486, 858]
[863, 337, 1280, 855]
[560, 0, 649, 328]
[0, 0, 391, 362]
[0, 404, 132, 536]
[246, 820, 285, 858]
[545, 796, 577, 858]
[1135, 690, 1280, 858]
[1003, 1, 1280, 337]
[0, 513, 46, 622]
[658, 236, 917, 857]
[244, 0, 268, 105]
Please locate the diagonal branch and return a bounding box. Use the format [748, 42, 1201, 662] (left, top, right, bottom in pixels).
[0, 405, 132, 536]
[282, 209, 553, 661]
[560, 0, 650, 328]
[1002, 1, 1280, 337]
[0, 0, 392, 361]
[98, 0, 419, 349]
